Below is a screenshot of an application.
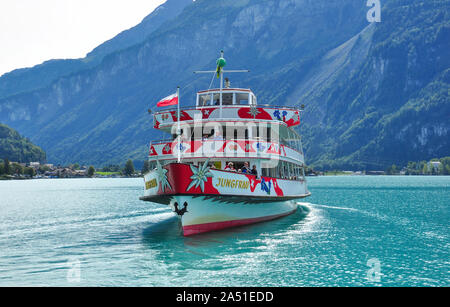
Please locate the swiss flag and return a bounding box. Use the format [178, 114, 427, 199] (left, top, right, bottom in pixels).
[162, 143, 173, 155]
[149, 145, 157, 156]
[157, 93, 178, 107]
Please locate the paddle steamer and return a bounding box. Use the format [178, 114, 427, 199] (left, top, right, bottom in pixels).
[140, 52, 310, 236]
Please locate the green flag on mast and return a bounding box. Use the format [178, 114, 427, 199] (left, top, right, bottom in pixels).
[216, 53, 226, 78]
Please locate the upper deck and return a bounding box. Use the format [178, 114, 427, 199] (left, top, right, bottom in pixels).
[153, 88, 301, 131]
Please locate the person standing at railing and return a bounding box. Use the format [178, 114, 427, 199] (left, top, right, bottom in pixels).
[225, 162, 236, 172]
[251, 165, 258, 177]
[241, 162, 250, 174]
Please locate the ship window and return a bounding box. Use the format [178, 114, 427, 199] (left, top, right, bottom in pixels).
[269, 167, 277, 178]
[212, 93, 221, 106]
[258, 161, 304, 181]
[199, 94, 212, 106]
[223, 93, 233, 105]
[260, 162, 304, 180]
[256, 125, 265, 140]
[235, 93, 249, 105]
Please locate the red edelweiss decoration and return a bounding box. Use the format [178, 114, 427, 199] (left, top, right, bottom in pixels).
[237, 107, 272, 120]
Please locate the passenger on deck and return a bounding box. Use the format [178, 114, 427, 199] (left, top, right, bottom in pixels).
[251, 165, 258, 176]
[241, 162, 250, 174]
[225, 162, 236, 172]
[212, 130, 223, 140]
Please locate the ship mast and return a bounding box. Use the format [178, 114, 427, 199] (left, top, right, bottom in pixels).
[194, 50, 249, 117]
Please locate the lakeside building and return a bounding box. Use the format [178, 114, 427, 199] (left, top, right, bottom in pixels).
[428, 161, 442, 172]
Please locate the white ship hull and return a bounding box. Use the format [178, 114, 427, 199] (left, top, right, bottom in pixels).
[170, 195, 299, 236]
[140, 162, 310, 235]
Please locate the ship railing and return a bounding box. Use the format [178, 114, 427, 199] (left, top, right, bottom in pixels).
[150, 137, 301, 147]
[148, 138, 305, 163]
[153, 104, 301, 114]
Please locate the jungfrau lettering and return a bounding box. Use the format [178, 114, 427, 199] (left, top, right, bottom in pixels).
[215, 177, 250, 190]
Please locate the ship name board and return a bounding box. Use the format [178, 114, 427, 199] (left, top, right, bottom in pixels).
[145, 178, 157, 190]
[215, 178, 249, 190]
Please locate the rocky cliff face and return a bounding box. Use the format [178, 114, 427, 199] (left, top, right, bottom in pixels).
[0, 0, 448, 169]
[299, 0, 450, 169]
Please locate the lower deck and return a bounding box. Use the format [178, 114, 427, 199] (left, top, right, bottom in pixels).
[142, 161, 309, 205]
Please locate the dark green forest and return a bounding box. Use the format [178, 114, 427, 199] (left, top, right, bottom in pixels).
[0, 124, 46, 163]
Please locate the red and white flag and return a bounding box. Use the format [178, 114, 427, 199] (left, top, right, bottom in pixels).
[157, 92, 178, 107]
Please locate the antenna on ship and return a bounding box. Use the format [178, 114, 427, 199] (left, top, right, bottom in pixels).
[194, 50, 249, 117]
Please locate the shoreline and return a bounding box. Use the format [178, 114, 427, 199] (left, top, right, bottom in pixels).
[2, 174, 449, 181]
[0, 175, 142, 180]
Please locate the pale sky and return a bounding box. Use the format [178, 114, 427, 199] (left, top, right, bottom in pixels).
[0, 0, 166, 76]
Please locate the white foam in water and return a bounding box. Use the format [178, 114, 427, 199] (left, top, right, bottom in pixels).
[146, 212, 177, 224]
[290, 202, 321, 234]
[305, 203, 359, 212]
[0, 208, 176, 240]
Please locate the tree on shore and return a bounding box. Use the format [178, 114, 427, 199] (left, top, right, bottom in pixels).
[11, 163, 23, 175]
[422, 164, 428, 175]
[87, 166, 95, 177]
[38, 165, 50, 173]
[386, 164, 398, 175]
[3, 158, 10, 175]
[101, 164, 120, 172]
[24, 167, 36, 178]
[141, 160, 150, 175]
[124, 159, 135, 177]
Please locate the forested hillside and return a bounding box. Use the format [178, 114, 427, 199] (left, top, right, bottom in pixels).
[0, 0, 447, 170]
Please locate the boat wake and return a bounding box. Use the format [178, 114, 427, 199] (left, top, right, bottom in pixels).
[141, 212, 180, 240]
[302, 202, 360, 212]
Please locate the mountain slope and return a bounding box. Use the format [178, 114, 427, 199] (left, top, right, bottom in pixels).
[0, 0, 448, 170]
[86, 0, 193, 62]
[0, 0, 369, 166]
[0, 124, 46, 163]
[0, 0, 192, 100]
[298, 0, 450, 169]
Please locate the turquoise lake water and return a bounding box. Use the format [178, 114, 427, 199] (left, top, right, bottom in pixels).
[0, 176, 448, 286]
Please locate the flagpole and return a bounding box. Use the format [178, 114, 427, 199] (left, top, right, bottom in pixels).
[177, 86, 181, 163]
[219, 50, 224, 118]
[219, 69, 223, 118]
